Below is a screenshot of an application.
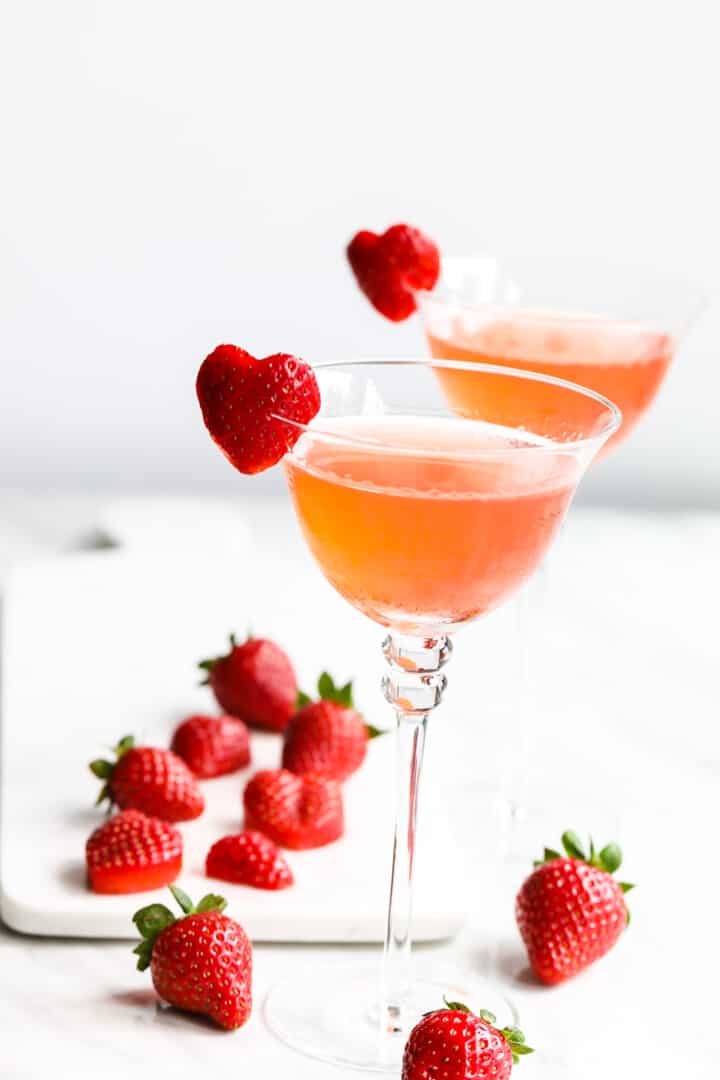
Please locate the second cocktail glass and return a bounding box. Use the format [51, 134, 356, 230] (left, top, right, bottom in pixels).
[264, 359, 621, 1072]
[420, 254, 705, 455]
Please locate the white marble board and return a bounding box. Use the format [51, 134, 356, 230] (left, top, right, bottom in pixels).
[0, 550, 465, 942]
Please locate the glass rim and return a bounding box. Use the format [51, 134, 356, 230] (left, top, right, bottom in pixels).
[278, 356, 622, 457]
[417, 252, 709, 334]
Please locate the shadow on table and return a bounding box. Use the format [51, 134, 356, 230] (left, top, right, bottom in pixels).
[110, 990, 229, 1033]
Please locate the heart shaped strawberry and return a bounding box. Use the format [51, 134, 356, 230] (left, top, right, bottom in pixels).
[347, 224, 440, 322]
[196, 345, 321, 474]
[243, 768, 344, 850]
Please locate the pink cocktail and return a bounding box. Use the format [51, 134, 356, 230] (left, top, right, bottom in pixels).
[265, 358, 620, 1073]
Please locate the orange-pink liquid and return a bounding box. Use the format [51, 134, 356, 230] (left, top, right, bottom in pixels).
[426, 316, 674, 452]
[285, 416, 579, 634]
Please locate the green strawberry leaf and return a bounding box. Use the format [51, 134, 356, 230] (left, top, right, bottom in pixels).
[169, 885, 195, 914]
[561, 830, 586, 860]
[598, 843, 623, 874]
[89, 759, 112, 779]
[296, 690, 312, 708]
[132, 939, 155, 972]
[443, 996, 472, 1012]
[317, 672, 335, 699]
[366, 724, 386, 739]
[195, 893, 228, 914]
[317, 672, 355, 708]
[132, 903, 176, 939]
[477, 1009, 496, 1024]
[619, 881, 635, 893]
[543, 847, 562, 863]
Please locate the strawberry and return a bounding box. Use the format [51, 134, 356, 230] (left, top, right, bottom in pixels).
[282, 672, 383, 782]
[243, 768, 343, 850]
[171, 713, 251, 779]
[206, 830, 294, 890]
[199, 633, 298, 733]
[90, 736, 205, 823]
[86, 809, 182, 895]
[515, 829, 634, 985]
[133, 885, 252, 1030]
[403, 999, 533, 1080]
[347, 223, 440, 322]
[196, 344, 320, 474]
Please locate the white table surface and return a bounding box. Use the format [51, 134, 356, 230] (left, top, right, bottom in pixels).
[0, 494, 717, 1078]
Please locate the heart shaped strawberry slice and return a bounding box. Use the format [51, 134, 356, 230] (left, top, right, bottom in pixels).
[196, 345, 321, 474]
[86, 809, 183, 894]
[347, 224, 440, 322]
[243, 768, 344, 850]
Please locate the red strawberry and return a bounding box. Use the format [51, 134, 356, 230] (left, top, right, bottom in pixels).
[206, 830, 294, 891]
[515, 830, 633, 985]
[86, 809, 182, 895]
[90, 736, 205, 823]
[403, 1000, 533, 1080]
[196, 344, 320, 474]
[199, 633, 298, 733]
[282, 672, 383, 782]
[133, 886, 252, 1030]
[171, 714, 251, 779]
[243, 768, 343, 850]
[347, 223, 440, 322]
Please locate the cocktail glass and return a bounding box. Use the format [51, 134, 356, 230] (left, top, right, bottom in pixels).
[264, 358, 620, 1072]
[420, 254, 705, 455]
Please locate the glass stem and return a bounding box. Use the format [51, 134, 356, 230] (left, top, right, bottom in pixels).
[379, 632, 452, 1034]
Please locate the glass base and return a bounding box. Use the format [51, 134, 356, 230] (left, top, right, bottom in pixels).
[264, 967, 517, 1073]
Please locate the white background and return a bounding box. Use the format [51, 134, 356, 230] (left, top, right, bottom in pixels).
[1, 0, 719, 505]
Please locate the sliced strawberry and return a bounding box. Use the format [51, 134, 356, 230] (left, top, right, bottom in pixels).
[243, 768, 344, 850]
[196, 345, 320, 474]
[347, 224, 440, 321]
[86, 809, 182, 894]
[206, 830, 294, 890]
[171, 714, 251, 779]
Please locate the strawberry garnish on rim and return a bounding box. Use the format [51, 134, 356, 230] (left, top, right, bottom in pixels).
[347, 224, 440, 322]
[516, 829, 634, 985]
[196, 345, 320, 474]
